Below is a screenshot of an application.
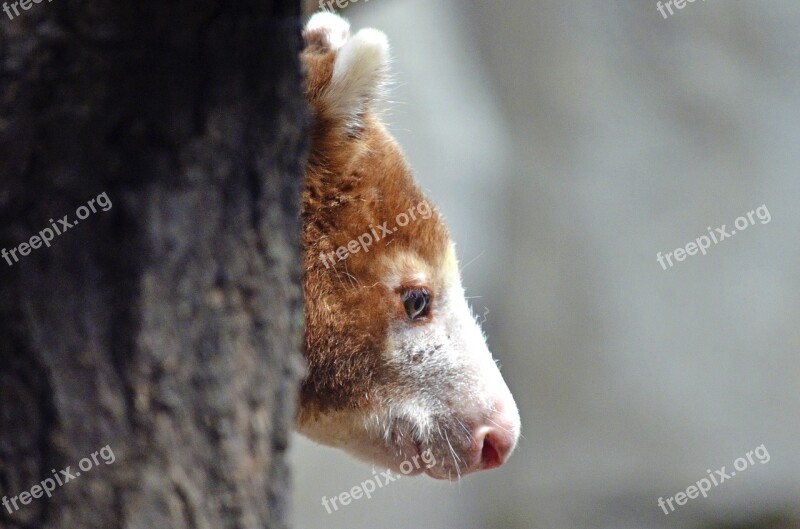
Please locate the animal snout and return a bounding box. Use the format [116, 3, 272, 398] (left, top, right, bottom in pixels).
[470, 397, 520, 472]
[473, 422, 517, 470]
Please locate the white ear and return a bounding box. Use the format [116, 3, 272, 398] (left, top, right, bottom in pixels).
[325, 28, 390, 125]
[304, 12, 391, 128]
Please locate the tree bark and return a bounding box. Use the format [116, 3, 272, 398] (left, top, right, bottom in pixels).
[0, 1, 307, 528]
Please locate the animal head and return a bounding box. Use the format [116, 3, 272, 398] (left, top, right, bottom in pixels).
[297, 12, 520, 480]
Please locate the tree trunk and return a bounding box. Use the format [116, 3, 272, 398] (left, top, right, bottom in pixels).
[0, 1, 307, 528]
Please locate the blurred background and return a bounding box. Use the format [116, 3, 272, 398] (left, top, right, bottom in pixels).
[293, 1, 800, 528]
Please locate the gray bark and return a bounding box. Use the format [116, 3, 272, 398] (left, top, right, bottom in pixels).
[0, 1, 307, 528]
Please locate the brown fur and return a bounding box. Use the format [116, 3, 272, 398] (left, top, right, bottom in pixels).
[298, 32, 451, 421]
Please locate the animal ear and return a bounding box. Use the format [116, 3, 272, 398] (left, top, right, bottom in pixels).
[303, 12, 390, 128]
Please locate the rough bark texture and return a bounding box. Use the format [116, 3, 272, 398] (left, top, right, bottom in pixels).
[0, 0, 307, 528]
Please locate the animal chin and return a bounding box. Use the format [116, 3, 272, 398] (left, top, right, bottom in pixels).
[349, 437, 426, 476]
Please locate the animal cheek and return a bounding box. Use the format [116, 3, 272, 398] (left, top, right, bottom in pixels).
[406, 341, 446, 364]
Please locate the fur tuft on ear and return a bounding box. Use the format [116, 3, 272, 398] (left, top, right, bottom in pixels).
[325, 28, 389, 124]
[302, 12, 390, 130]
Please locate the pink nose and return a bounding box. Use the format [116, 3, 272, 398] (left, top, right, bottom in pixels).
[474, 425, 517, 470]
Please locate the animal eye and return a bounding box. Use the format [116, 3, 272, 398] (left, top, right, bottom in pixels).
[402, 288, 431, 320]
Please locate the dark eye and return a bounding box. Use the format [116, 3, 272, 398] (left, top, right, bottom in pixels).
[402, 288, 431, 320]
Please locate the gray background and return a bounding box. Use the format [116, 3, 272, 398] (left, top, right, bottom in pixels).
[291, 1, 800, 527]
